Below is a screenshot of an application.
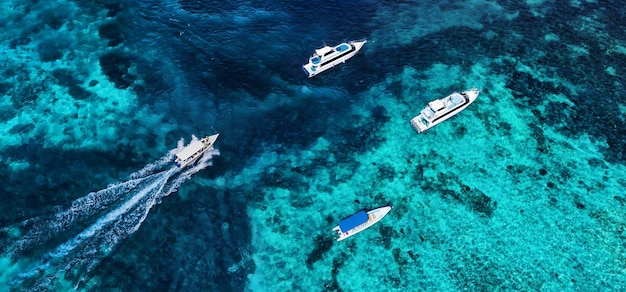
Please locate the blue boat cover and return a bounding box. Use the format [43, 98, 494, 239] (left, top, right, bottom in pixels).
[338, 211, 368, 232]
[337, 44, 349, 52]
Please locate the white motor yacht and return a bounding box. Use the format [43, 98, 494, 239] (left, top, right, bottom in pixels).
[302, 40, 367, 78]
[410, 88, 480, 133]
[174, 134, 219, 168]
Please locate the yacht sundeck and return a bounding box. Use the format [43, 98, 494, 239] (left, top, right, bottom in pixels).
[333, 205, 393, 241]
[410, 88, 480, 133]
[302, 40, 367, 78]
[174, 134, 219, 168]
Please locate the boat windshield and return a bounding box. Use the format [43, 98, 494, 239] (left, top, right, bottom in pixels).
[450, 93, 464, 105]
[422, 107, 435, 119]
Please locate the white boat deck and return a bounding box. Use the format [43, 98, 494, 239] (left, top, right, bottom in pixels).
[175, 140, 205, 161]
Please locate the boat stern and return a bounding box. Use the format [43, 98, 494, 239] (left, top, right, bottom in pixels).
[302, 64, 316, 78]
[332, 226, 346, 241]
[410, 115, 429, 133]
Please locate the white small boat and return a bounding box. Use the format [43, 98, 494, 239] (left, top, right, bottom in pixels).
[174, 134, 219, 168]
[302, 40, 367, 78]
[410, 88, 480, 133]
[333, 205, 393, 241]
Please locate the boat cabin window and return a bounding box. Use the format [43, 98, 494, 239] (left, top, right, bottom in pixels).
[318, 46, 356, 67]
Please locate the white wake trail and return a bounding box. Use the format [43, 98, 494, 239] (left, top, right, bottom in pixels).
[2, 177, 146, 254]
[2, 146, 219, 290]
[47, 168, 175, 261]
[129, 148, 179, 179]
[74, 152, 218, 284]
[0, 153, 177, 257]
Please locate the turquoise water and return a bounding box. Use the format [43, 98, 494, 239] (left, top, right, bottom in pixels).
[1, 0, 625, 290]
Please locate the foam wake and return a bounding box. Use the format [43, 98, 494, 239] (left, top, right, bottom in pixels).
[0, 146, 219, 290]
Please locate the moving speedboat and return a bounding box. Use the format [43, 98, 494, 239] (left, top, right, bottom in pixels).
[333, 205, 393, 241]
[410, 88, 480, 133]
[302, 40, 367, 78]
[174, 134, 219, 168]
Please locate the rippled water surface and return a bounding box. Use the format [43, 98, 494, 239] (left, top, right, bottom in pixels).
[1, 0, 625, 290]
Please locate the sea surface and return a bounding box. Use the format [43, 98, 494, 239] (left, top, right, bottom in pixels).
[1, 0, 625, 291]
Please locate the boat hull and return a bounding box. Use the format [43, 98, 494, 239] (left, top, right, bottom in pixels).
[303, 40, 367, 78]
[410, 88, 479, 133]
[333, 205, 393, 241]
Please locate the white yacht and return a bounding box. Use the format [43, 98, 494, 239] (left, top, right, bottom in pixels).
[302, 40, 367, 78]
[333, 204, 393, 241]
[174, 134, 219, 168]
[410, 88, 480, 133]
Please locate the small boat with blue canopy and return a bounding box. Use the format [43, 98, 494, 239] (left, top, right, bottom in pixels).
[333, 204, 393, 241]
[302, 39, 367, 78]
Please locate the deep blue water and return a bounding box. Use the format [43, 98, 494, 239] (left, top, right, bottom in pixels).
[1, 0, 625, 291]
